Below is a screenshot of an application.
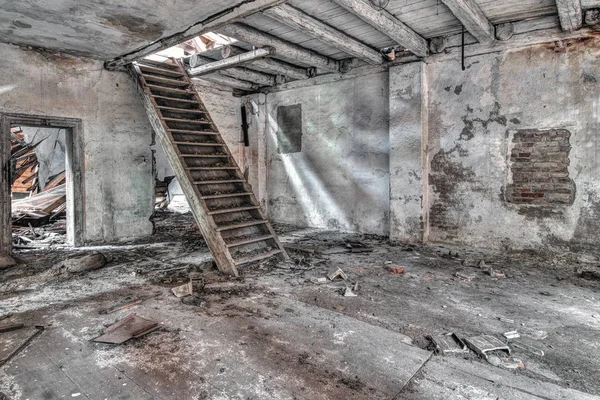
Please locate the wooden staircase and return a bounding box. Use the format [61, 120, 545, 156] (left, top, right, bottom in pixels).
[131, 58, 289, 276]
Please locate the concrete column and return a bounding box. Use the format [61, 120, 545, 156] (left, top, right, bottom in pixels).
[389, 62, 429, 242]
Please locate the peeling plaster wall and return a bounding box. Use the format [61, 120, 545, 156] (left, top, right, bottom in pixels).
[389, 62, 427, 243]
[427, 38, 600, 250]
[0, 43, 154, 243]
[250, 73, 390, 235]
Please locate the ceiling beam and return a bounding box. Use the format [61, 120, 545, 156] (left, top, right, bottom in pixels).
[218, 68, 277, 87]
[105, 0, 286, 70]
[440, 0, 495, 43]
[556, 0, 583, 31]
[187, 48, 274, 76]
[263, 4, 383, 64]
[217, 23, 340, 72]
[328, 0, 428, 57]
[193, 74, 259, 91]
[187, 54, 277, 86]
[187, 46, 309, 80]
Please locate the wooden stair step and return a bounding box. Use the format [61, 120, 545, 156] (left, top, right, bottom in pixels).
[194, 179, 244, 184]
[216, 220, 268, 232]
[226, 235, 274, 248]
[168, 129, 217, 135]
[139, 65, 184, 78]
[201, 192, 252, 200]
[152, 95, 198, 104]
[208, 206, 260, 215]
[158, 106, 207, 114]
[143, 75, 189, 87]
[234, 249, 283, 266]
[182, 154, 229, 158]
[187, 166, 237, 171]
[147, 85, 193, 94]
[136, 59, 180, 70]
[163, 117, 211, 124]
[174, 141, 224, 147]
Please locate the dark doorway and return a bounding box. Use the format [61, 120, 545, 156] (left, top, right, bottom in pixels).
[1, 114, 84, 254]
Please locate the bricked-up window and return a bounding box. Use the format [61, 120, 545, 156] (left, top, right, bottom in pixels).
[506, 129, 575, 205]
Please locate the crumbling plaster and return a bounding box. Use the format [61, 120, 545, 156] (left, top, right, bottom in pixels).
[427, 38, 600, 250]
[0, 43, 154, 243]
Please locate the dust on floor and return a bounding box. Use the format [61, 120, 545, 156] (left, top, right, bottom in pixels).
[1, 211, 599, 399]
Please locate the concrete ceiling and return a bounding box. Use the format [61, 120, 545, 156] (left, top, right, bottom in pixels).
[0, 0, 248, 59]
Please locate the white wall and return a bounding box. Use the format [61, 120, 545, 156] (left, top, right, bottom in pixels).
[246, 72, 391, 235]
[0, 43, 154, 243]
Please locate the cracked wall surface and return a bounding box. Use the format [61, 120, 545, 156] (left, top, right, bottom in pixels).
[0, 43, 154, 243]
[427, 38, 600, 250]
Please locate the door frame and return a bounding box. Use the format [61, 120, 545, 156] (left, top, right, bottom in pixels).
[1, 113, 85, 254]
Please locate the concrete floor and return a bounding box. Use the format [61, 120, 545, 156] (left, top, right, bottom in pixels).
[1, 211, 599, 399]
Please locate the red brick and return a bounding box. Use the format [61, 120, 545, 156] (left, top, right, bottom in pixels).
[387, 265, 405, 274]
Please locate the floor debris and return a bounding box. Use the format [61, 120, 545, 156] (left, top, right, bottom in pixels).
[0, 325, 44, 368]
[387, 265, 405, 274]
[486, 354, 525, 369]
[328, 267, 348, 281]
[503, 331, 520, 340]
[454, 271, 476, 281]
[464, 335, 511, 359]
[0, 323, 24, 333]
[487, 267, 506, 278]
[92, 313, 159, 344]
[172, 281, 194, 298]
[428, 333, 469, 355]
[310, 276, 328, 284]
[343, 286, 358, 297]
[513, 341, 545, 356]
[100, 299, 143, 314]
[52, 252, 108, 274]
[0, 252, 16, 270]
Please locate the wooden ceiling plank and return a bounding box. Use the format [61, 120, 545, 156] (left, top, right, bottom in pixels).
[264, 4, 383, 64]
[329, 0, 429, 57]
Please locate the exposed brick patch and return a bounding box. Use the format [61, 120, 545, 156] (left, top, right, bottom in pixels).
[506, 129, 575, 205]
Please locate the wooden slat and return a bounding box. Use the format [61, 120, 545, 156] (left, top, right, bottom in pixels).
[234, 249, 283, 265]
[194, 179, 245, 184]
[187, 166, 237, 171]
[208, 206, 260, 215]
[226, 234, 274, 248]
[136, 59, 180, 70]
[181, 154, 229, 158]
[157, 106, 207, 114]
[152, 95, 199, 104]
[201, 192, 252, 200]
[146, 84, 194, 94]
[138, 65, 184, 78]
[217, 220, 269, 232]
[163, 117, 211, 124]
[168, 129, 217, 135]
[174, 141, 225, 147]
[142, 75, 189, 87]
